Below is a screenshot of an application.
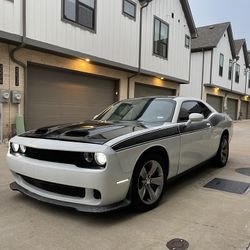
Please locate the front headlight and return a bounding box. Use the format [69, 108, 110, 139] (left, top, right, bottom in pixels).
[94, 153, 107, 166]
[11, 143, 20, 153]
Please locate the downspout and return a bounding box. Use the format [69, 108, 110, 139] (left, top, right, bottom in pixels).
[127, 1, 151, 99]
[10, 0, 27, 117]
[200, 49, 205, 99]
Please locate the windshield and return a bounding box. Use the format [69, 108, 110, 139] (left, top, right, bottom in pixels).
[94, 98, 176, 123]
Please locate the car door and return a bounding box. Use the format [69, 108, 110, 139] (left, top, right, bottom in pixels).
[177, 101, 213, 174]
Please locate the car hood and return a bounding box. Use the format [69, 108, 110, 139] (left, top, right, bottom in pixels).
[20, 120, 150, 144]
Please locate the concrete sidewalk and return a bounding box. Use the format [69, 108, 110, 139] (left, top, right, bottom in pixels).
[0, 122, 250, 250]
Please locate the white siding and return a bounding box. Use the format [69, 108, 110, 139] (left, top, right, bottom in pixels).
[180, 52, 202, 98]
[212, 30, 233, 89]
[26, 0, 140, 68]
[141, 0, 191, 81]
[203, 50, 212, 84]
[247, 72, 250, 95]
[0, 0, 22, 35]
[180, 50, 212, 98]
[232, 47, 247, 93]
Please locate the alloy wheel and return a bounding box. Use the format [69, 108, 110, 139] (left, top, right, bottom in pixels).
[137, 160, 164, 205]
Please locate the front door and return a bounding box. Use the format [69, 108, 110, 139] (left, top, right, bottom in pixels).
[177, 101, 213, 174]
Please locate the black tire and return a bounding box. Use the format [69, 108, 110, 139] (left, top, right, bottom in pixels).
[131, 153, 167, 211]
[214, 134, 229, 168]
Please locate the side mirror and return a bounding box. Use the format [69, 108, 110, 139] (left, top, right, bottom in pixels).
[186, 113, 204, 127]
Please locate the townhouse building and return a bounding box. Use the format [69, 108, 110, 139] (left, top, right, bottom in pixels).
[180, 22, 250, 120]
[0, 0, 196, 142]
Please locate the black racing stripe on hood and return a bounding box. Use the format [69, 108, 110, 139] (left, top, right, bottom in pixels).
[20, 120, 147, 144]
[112, 126, 179, 151]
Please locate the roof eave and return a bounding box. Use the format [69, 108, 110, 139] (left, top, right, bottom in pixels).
[180, 0, 197, 38]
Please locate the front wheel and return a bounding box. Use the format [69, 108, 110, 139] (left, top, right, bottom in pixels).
[214, 134, 229, 168]
[131, 154, 167, 211]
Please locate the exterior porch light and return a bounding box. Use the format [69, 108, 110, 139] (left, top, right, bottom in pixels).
[85, 58, 90, 62]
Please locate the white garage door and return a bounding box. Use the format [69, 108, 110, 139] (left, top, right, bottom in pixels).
[26, 64, 117, 130]
[135, 83, 176, 98]
[207, 94, 223, 112]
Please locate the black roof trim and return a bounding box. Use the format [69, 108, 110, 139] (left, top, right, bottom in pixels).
[179, 0, 197, 38]
[234, 39, 249, 68]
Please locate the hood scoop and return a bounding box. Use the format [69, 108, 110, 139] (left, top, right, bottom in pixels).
[64, 130, 89, 137]
[35, 128, 49, 134]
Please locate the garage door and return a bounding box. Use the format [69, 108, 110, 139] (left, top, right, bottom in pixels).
[227, 98, 238, 120]
[241, 101, 248, 119]
[135, 83, 176, 98]
[206, 94, 223, 112]
[26, 64, 117, 130]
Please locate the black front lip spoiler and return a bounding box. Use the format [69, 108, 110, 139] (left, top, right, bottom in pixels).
[10, 182, 131, 213]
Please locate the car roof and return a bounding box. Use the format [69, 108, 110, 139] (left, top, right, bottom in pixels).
[123, 96, 204, 102]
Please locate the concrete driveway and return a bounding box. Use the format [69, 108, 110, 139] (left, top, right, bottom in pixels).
[0, 121, 250, 250]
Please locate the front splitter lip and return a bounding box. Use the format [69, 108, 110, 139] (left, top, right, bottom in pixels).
[10, 182, 131, 213]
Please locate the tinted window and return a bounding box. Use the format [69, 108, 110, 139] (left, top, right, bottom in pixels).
[123, 0, 136, 19]
[63, 0, 96, 30]
[153, 17, 169, 59]
[178, 101, 211, 122]
[95, 99, 176, 123]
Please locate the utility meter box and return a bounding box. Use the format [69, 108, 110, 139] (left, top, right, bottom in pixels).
[11, 90, 22, 104]
[0, 90, 10, 103]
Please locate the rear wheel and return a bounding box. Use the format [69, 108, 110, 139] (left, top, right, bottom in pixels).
[131, 154, 167, 211]
[214, 134, 229, 167]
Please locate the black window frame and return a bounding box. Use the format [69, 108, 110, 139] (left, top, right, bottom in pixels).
[219, 53, 224, 77]
[185, 35, 190, 49]
[228, 59, 232, 80]
[122, 0, 136, 20]
[235, 63, 240, 83]
[153, 16, 169, 60]
[62, 0, 97, 32]
[178, 101, 211, 122]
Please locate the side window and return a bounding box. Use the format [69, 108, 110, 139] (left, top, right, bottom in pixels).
[198, 102, 211, 118]
[178, 101, 201, 122]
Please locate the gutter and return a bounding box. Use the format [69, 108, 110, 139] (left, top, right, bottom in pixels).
[127, 1, 152, 99]
[9, 0, 27, 116]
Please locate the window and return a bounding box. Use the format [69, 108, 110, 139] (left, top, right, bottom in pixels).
[63, 0, 96, 30]
[248, 72, 250, 88]
[228, 59, 232, 80]
[235, 64, 240, 83]
[153, 17, 169, 59]
[123, 0, 136, 20]
[178, 101, 211, 122]
[95, 98, 176, 123]
[15, 67, 19, 86]
[185, 35, 190, 48]
[219, 53, 224, 77]
[0, 64, 3, 84]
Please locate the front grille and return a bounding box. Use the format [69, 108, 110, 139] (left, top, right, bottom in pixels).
[22, 147, 99, 168]
[21, 175, 85, 198]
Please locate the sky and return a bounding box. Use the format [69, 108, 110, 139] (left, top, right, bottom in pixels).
[188, 0, 250, 47]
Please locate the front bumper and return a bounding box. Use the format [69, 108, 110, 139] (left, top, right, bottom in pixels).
[7, 138, 132, 209]
[10, 182, 131, 213]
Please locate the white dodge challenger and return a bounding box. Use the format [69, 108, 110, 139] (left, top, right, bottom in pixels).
[7, 97, 233, 212]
